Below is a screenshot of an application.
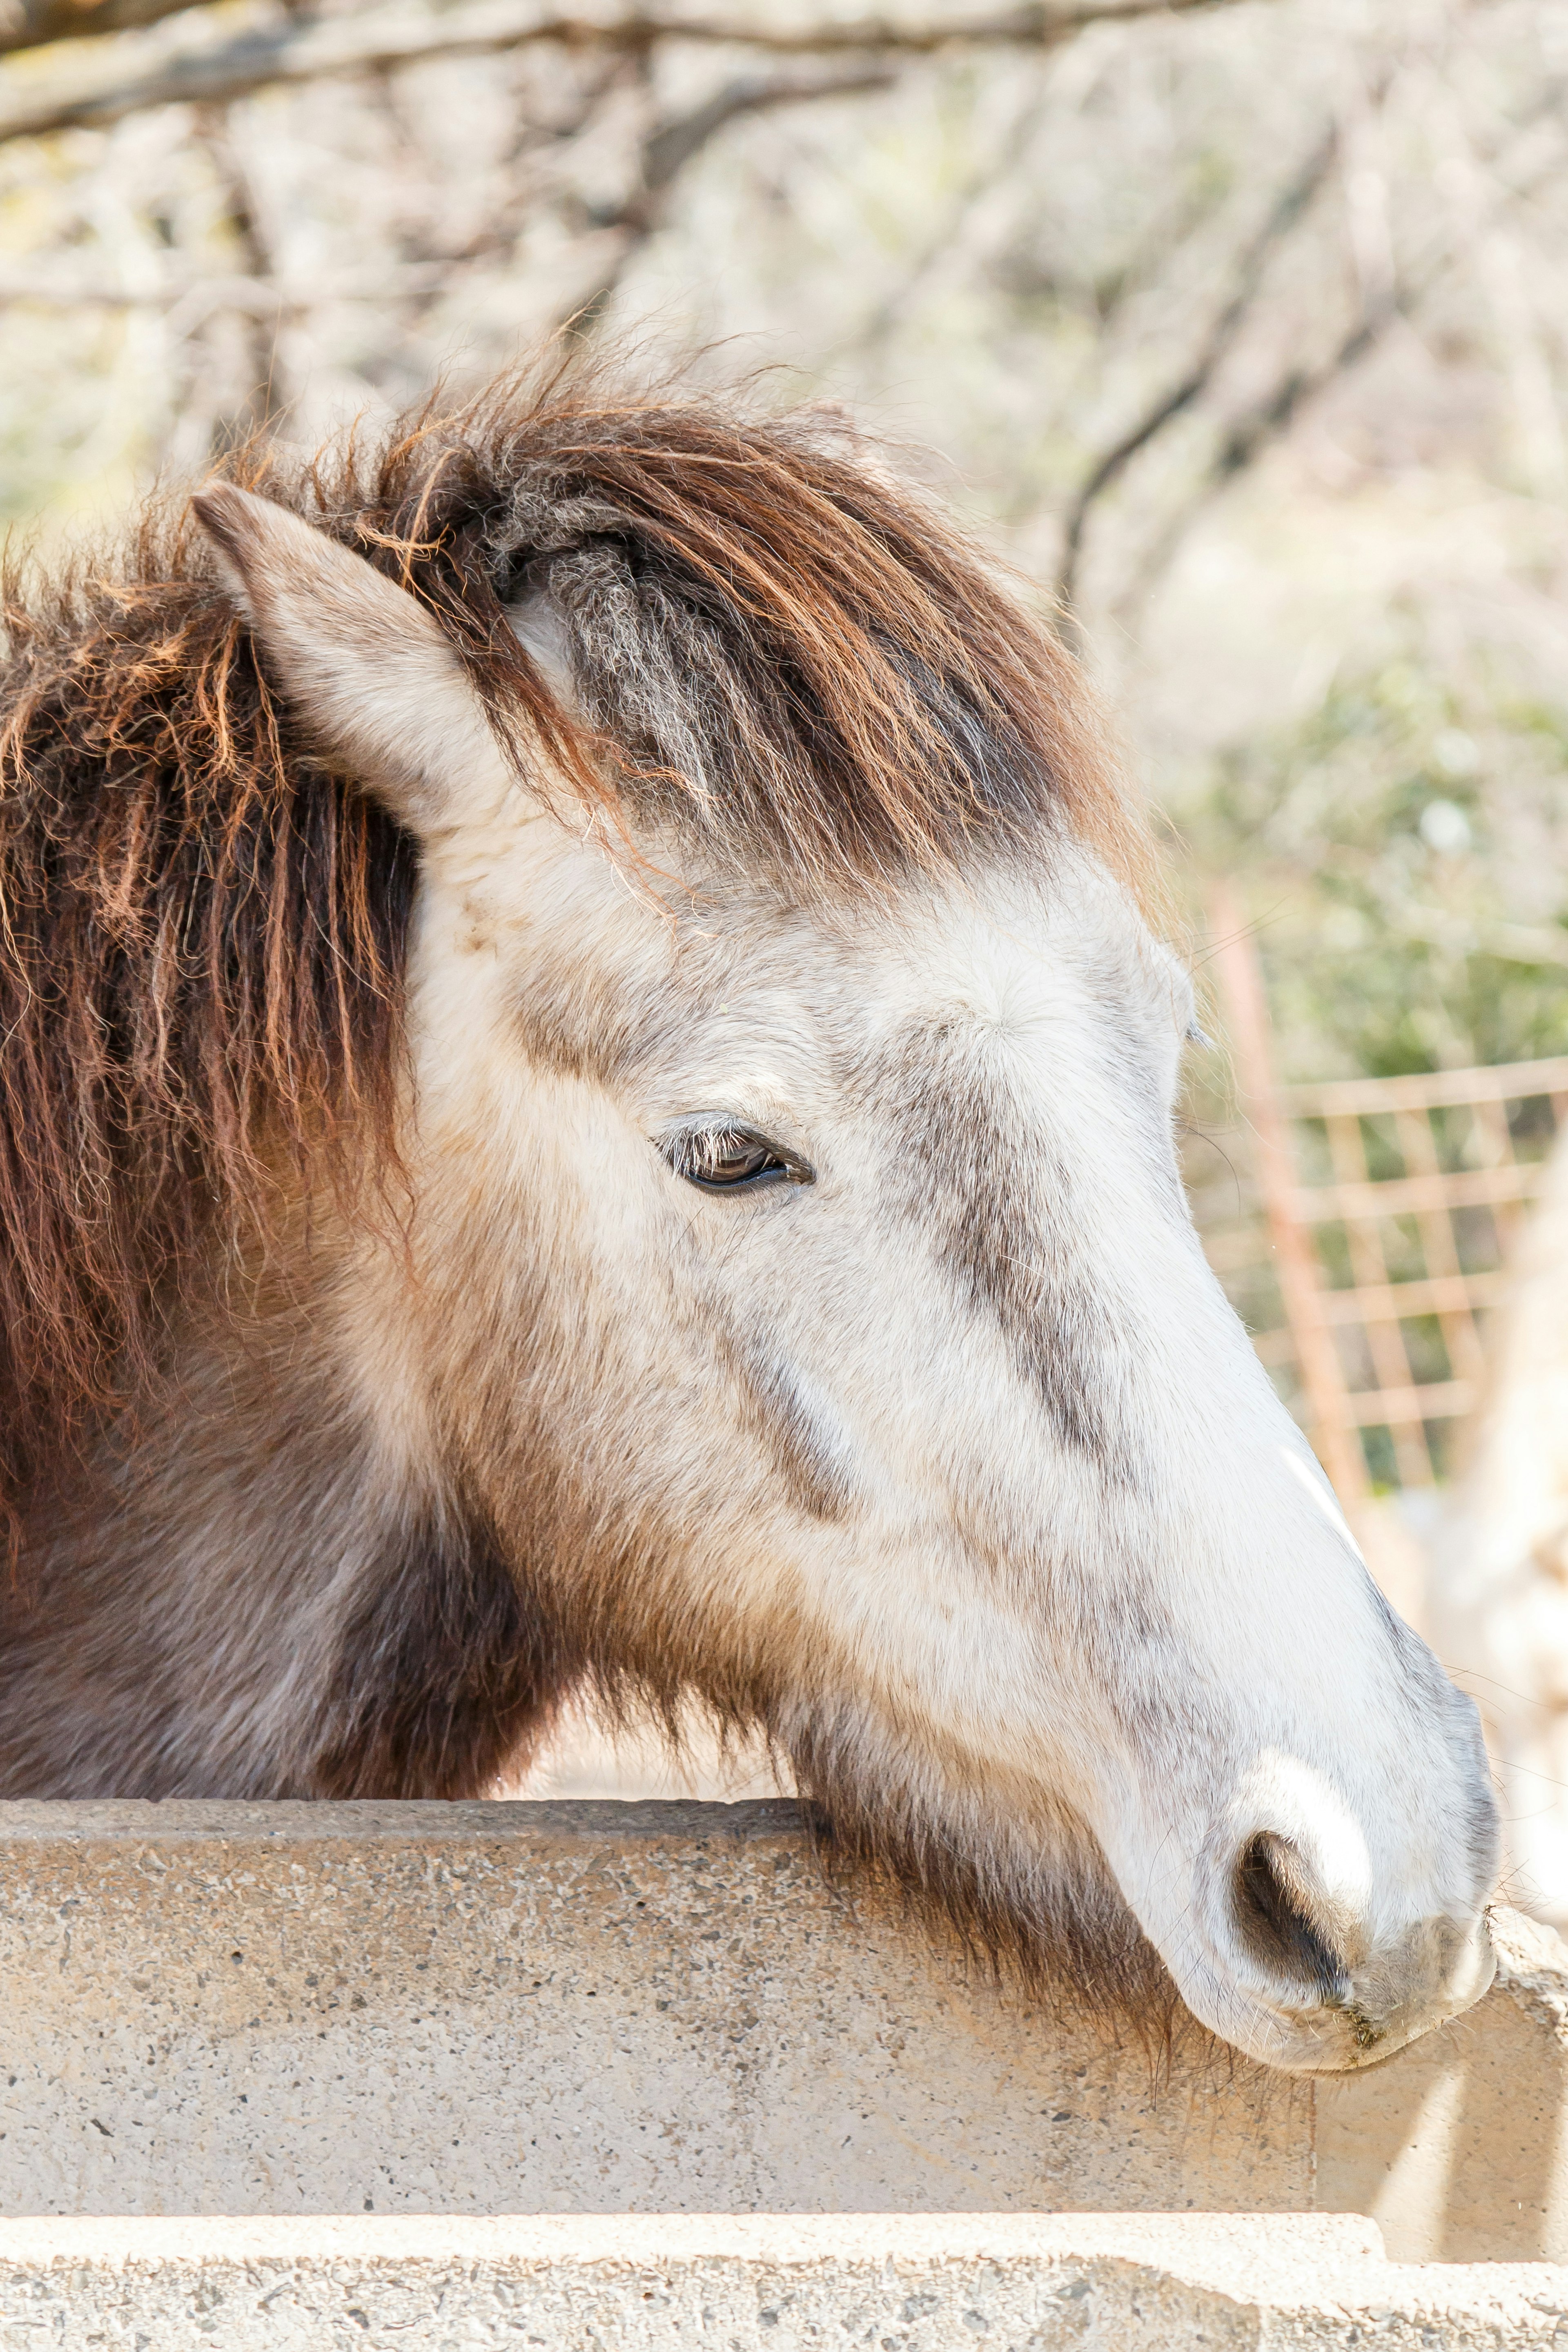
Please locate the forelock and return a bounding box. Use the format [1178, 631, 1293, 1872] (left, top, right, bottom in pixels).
[218, 364, 1158, 911]
[414, 382, 1155, 907]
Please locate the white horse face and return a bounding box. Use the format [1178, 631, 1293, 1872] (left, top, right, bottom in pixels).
[198, 483, 1498, 2072]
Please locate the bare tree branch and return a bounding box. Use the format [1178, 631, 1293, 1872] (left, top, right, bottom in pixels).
[1054, 116, 1340, 613]
[192, 100, 286, 444]
[1207, 300, 1396, 486]
[1110, 291, 1402, 623]
[1089, 77, 1568, 630]
[0, 61, 892, 335]
[0, 0, 1255, 143]
[0, 0, 196, 60]
[635, 62, 894, 208]
[0, 0, 1252, 65]
[561, 61, 898, 330]
[0, 258, 457, 310]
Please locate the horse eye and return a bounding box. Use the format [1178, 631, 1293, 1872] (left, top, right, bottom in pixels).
[662, 1122, 812, 1194]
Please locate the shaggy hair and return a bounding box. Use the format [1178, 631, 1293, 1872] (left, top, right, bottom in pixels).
[0, 361, 1143, 1537]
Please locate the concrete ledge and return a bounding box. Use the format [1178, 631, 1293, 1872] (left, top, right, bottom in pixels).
[2, 1800, 1564, 2262]
[1, 2214, 1566, 2349]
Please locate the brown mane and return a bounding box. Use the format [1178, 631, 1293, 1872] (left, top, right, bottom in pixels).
[0, 362, 1143, 1532]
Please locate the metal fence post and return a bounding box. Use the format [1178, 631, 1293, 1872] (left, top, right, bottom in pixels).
[1208, 883, 1369, 1503]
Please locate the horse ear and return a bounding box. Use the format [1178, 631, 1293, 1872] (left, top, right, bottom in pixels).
[192, 483, 508, 840]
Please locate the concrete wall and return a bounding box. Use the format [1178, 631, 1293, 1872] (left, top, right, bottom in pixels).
[3, 2214, 1567, 2350]
[0, 1798, 1561, 2263]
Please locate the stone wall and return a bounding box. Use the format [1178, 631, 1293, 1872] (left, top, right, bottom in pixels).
[0, 1798, 1561, 2265]
[3, 2214, 1567, 2349]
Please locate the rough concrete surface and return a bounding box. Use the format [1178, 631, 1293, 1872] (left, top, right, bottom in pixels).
[0, 1800, 1561, 2264]
[1, 2213, 1567, 2350]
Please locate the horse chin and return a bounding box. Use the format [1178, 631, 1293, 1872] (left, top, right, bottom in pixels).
[789, 1749, 1209, 2066]
[1162, 1909, 1498, 2076]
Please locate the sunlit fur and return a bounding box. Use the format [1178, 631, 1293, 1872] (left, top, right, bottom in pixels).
[0, 367, 1497, 2071]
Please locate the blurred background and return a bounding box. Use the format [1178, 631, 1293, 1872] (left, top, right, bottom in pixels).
[5, 0, 1568, 1911]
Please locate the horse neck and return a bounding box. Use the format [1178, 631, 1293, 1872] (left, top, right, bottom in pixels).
[0, 1216, 564, 1798]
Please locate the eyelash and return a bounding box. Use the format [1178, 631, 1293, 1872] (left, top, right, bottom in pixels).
[660, 1120, 814, 1194]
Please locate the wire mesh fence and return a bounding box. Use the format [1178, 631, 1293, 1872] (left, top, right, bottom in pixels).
[1187, 900, 1568, 1499]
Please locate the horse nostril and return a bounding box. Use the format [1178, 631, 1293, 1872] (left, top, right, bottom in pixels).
[1232, 1830, 1352, 2003]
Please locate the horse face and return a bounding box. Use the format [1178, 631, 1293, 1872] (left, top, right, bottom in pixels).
[198, 485, 1497, 2072]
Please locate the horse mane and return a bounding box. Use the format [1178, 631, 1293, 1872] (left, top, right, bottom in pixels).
[0, 357, 1149, 1528]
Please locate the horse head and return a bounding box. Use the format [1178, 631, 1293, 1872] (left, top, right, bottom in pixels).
[187, 400, 1496, 2074]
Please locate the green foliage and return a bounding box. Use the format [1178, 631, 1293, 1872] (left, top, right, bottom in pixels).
[1179, 643, 1568, 1082]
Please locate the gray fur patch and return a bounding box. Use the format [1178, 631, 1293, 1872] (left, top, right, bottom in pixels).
[871, 1028, 1133, 1477]
[711, 1315, 856, 1526]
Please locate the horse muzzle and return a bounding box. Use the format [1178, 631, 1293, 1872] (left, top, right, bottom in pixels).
[1100, 1723, 1501, 2071]
[1214, 1896, 1498, 2074]
[1178, 1811, 1498, 2072]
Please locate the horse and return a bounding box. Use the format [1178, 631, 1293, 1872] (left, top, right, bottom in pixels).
[0, 370, 1497, 2072]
